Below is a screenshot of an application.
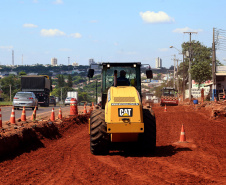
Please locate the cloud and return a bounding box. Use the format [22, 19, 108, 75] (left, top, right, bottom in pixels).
[23, 23, 38, 28]
[158, 48, 169, 52]
[0, 46, 13, 51]
[114, 42, 119, 46]
[90, 20, 98, 23]
[117, 50, 137, 55]
[173, 27, 203, 33]
[40, 29, 66, 37]
[33, 0, 38, 3]
[92, 40, 99, 43]
[140, 11, 175, 23]
[70, 33, 82, 38]
[53, 0, 63, 4]
[59, 48, 72, 52]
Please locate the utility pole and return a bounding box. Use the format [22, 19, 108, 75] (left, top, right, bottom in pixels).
[184, 32, 197, 100]
[176, 59, 182, 93]
[171, 55, 180, 90]
[212, 28, 216, 101]
[9, 84, 12, 102]
[182, 53, 185, 101]
[177, 59, 179, 92]
[61, 87, 63, 103]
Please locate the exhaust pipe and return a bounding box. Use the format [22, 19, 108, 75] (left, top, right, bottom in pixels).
[114, 70, 117, 87]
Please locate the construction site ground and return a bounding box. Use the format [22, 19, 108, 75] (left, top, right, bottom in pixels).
[0, 104, 225, 184]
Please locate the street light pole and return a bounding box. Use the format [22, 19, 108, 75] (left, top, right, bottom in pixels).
[173, 55, 176, 89]
[188, 35, 192, 100]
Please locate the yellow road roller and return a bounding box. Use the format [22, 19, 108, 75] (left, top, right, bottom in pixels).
[88, 62, 156, 155]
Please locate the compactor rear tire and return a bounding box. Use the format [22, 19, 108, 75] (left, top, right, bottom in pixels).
[90, 109, 110, 155]
[139, 108, 156, 154]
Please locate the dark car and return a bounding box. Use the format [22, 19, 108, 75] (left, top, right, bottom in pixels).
[49, 96, 56, 106]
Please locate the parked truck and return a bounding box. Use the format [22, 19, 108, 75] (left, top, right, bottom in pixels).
[21, 75, 52, 107]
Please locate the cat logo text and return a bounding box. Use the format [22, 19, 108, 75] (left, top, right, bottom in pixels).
[118, 108, 133, 117]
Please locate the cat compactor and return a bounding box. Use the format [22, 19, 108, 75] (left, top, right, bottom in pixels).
[88, 62, 156, 155]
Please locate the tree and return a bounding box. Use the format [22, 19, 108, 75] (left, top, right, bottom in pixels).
[51, 86, 73, 100]
[154, 79, 174, 98]
[57, 75, 65, 87]
[68, 75, 73, 87]
[19, 71, 26, 76]
[178, 41, 218, 88]
[169, 65, 174, 70]
[0, 75, 20, 101]
[78, 92, 88, 102]
[156, 73, 162, 80]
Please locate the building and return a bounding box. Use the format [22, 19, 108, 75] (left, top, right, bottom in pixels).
[214, 66, 226, 101]
[51, 58, 57, 66]
[72, 62, 79, 66]
[89, 59, 95, 66]
[155, 57, 162, 68]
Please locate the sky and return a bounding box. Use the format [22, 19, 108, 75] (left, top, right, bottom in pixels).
[0, 0, 225, 68]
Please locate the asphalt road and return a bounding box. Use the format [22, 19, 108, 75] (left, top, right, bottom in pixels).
[1, 104, 72, 127]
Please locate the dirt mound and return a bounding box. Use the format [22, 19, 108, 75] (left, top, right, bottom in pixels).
[0, 121, 60, 161]
[58, 114, 89, 134]
[0, 114, 90, 162]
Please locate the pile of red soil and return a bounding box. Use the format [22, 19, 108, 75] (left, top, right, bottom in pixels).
[0, 114, 89, 161]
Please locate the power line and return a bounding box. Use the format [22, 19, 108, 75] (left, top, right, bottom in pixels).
[215, 28, 226, 50]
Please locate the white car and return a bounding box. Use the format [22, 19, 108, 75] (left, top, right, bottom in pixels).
[13, 92, 38, 110]
[64, 97, 72, 106]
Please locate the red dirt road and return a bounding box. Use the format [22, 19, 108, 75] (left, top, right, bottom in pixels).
[0, 105, 225, 184]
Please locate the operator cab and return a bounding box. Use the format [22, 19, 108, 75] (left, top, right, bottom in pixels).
[161, 87, 178, 97]
[88, 62, 153, 109]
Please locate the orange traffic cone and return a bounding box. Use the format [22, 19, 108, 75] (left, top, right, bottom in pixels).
[164, 105, 167, 112]
[92, 102, 94, 109]
[50, 108, 55, 121]
[58, 107, 62, 119]
[31, 107, 36, 121]
[179, 124, 187, 142]
[84, 104, 87, 114]
[10, 107, 16, 124]
[0, 107, 2, 128]
[21, 106, 26, 121]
